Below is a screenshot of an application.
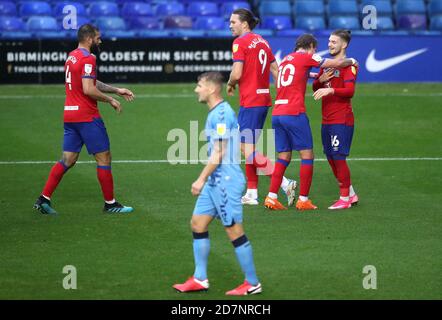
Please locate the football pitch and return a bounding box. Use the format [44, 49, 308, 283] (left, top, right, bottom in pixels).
[0, 83, 441, 300]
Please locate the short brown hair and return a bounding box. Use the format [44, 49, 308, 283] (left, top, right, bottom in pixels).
[198, 72, 224, 88]
[331, 29, 352, 44]
[232, 8, 260, 30]
[295, 33, 318, 51]
[77, 24, 99, 42]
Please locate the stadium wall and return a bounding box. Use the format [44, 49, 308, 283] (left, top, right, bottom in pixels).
[1, 35, 441, 84]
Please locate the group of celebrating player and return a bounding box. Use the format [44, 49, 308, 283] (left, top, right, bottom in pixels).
[33, 8, 359, 296]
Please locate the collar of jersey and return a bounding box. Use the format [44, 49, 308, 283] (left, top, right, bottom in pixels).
[239, 32, 251, 39]
[208, 100, 225, 113]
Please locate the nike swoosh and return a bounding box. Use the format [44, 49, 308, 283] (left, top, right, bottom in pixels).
[366, 48, 427, 72]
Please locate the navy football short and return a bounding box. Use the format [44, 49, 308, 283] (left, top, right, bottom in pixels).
[237, 106, 269, 144]
[272, 113, 313, 152]
[321, 124, 354, 158]
[63, 117, 110, 154]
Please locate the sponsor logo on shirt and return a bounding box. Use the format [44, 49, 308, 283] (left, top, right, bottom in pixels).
[84, 64, 92, 76]
[216, 123, 226, 136]
[232, 44, 239, 53]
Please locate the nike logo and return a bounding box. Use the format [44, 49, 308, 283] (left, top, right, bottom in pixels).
[366, 48, 427, 72]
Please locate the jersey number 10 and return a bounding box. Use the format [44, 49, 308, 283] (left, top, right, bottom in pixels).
[277, 64, 296, 88]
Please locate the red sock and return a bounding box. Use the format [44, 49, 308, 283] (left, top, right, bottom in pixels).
[327, 157, 338, 179]
[245, 164, 258, 189]
[269, 159, 289, 194]
[333, 159, 351, 197]
[42, 161, 68, 198]
[299, 159, 314, 197]
[252, 152, 274, 176]
[97, 166, 114, 201]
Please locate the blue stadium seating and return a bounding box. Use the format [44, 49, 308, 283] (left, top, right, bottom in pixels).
[187, 2, 218, 17]
[276, 28, 304, 37]
[53, 2, 86, 18]
[206, 29, 232, 37]
[294, 1, 325, 16]
[121, 2, 154, 18]
[0, 16, 24, 30]
[295, 16, 326, 30]
[172, 29, 205, 37]
[221, 2, 251, 18]
[156, 2, 185, 16]
[128, 17, 161, 29]
[328, 0, 359, 16]
[194, 17, 225, 30]
[0, 1, 16, 16]
[397, 14, 427, 29]
[360, 0, 393, 16]
[430, 15, 442, 30]
[252, 28, 274, 37]
[137, 29, 171, 38]
[375, 16, 395, 30]
[88, 2, 119, 17]
[163, 15, 192, 29]
[396, 0, 426, 15]
[329, 16, 361, 30]
[262, 15, 292, 30]
[429, 0, 442, 16]
[259, 1, 291, 17]
[27, 16, 58, 31]
[20, 1, 52, 18]
[95, 16, 126, 31]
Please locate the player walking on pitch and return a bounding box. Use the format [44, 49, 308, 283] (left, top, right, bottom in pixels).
[173, 72, 262, 296]
[264, 34, 358, 211]
[312, 29, 359, 210]
[33, 24, 134, 214]
[227, 9, 297, 207]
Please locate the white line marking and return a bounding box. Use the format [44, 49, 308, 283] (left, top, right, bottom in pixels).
[0, 158, 441, 165]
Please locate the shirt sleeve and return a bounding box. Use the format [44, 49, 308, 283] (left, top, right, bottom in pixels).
[307, 53, 325, 68]
[312, 68, 325, 91]
[232, 39, 245, 62]
[81, 55, 97, 79]
[343, 65, 358, 83]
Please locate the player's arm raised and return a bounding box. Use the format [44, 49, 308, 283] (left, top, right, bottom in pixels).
[96, 81, 135, 102]
[82, 78, 122, 113]
[227, 62, 243, 96]
[191, 139, 227, 196]
[321, 57, 358, 69]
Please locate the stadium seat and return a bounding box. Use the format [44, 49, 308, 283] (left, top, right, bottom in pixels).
[253, 28, 274, 37]
[220, 2, 251, 18]
[26, 16, 58, 31]
[430, 15, 442, 30]
[294, 1, 325, 16]
[329, 16, 361, 30]
[328, 0, 359, 16]
[187, 2, 218, 17]
[0, 31, 33, 39]
[259, 1, 291, 17]
[396, 0, 426, 15]
[262, 15, 293, 30]
[101, 30, 136, 39]
[0, 1, 16, 16]
[53, 2, 86, 19]
[0, 16, 24, 30]
[59, 15, 91, 31]
[95, 16, 126, 31]
[206, 29, 232, 37]
[360, 0, 393, 17]
[156, 2, 185, 17]
[194, 17, 225, 30]
[295, 16, 326, 31]
[163, 15, 192, 29]
[429, 0, 442, 17]
[128, 17, 161, 29]
[276, 28, 304, 37]
[116, 0, 152, 4]
[397, 14, 427, 30]
[122, 2, 154, 18]
[137, 29, 171, 38]
[375, 16, 394, 30]
[172, 29, 205, 37]
[19, 1, 52, 18]
[88, 2, 119, 17]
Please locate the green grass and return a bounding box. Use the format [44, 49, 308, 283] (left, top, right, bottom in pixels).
[0, 83, 441, 299]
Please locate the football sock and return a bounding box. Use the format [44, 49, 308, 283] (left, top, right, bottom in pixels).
[42, 161, 69, 199]
[232, 235, 259, 286]
[280, 176, 290, 192]
[97, 166, 114, 202]
[327, 157, 338, 179]
[245, 164, 258, 189]
[267, 192, 278, 199]
[299, 195, 309, 202]
[299, 159, 314, 197]
[349, 185, 356, 197]
[246, 188, 258, 199]
[269, 158, 289, 194]
[333, 159, 351, 197]
[192, 231, 210, 281]
[340, 196, 350, 201]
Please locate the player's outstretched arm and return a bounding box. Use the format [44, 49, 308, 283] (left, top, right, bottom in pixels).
[96, 81, 135, 102]
[270, 60, 279, 83]
[322, 57, 358, 69]
[82, 78, 122, 113]
[191, 139, 227, 196]
[226, 62, 243, 96]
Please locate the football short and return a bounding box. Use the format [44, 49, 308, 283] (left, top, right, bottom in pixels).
[272, 113, 313, 152]
[63, 117, 110, 154]
[193, 179, 245, 227]
[321, 124, 354, 158]
[238, 106, 269, 144]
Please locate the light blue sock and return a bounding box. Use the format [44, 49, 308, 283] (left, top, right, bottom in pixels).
[233, 235, 259, 285]
[193, 232, 210, 281]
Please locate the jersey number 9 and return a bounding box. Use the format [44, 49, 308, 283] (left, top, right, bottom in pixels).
[258, 49, 267, 74]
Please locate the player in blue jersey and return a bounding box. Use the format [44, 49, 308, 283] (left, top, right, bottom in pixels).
[173, 72, 262, 296]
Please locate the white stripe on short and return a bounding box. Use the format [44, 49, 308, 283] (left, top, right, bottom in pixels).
[64, 105, 79, 110]
[275, 99, 288, 104]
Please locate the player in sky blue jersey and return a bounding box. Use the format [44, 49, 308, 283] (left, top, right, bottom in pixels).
[173, 72, 262, 296]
